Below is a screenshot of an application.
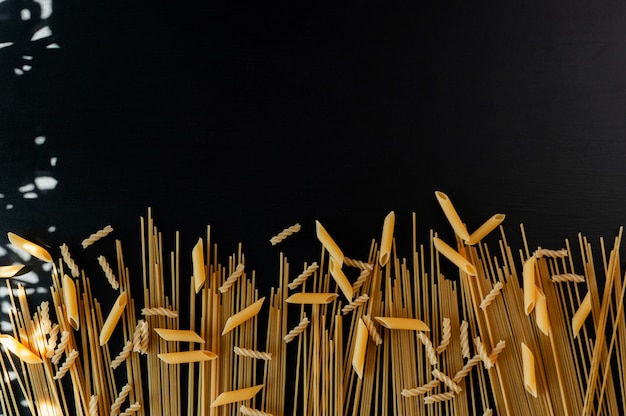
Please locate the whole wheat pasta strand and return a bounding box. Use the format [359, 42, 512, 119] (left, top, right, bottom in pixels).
[233, 346, 272, 361]
[81, 225, 113, 248]
[362, 314, 383, 345]
[119, 402, 141, 416]
[341, 294, 370, 315]
[110, 384, 132, 416]
[52, 330, 70, 364]
[551, 273, 585, 283]
[435, 317, 451, 354]
[533, 248, 568, 258]
[218, 263, 245, 293]
[269, 223, 301, 245]
[111, 340, 134, 369]
[432, 368, 462, 394]
[418, 332, 438, 367]
[284, 316, 309, 343]
[479, 282, 504, 310]
[53, 349, 79, 380]
[240, 405, 273, 416]
[452, 355, 483, 383]
[60, 243, 80, 277]
[287, 263, 318, 290]
[401, 379, 441, 397]
[89, 395, 98, 416]
[351, 268, 371, 292]
[98, 255, 119, 290]
[460, 320, 470, 359]
[141, 307, 178, 318]
[423, 391, 456, 405]
[343, 257, 374, 270]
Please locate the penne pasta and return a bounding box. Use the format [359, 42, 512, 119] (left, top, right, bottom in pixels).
[328, 257, 353, 301]
[315, 220, 344, 266]
[7, 232, 52, 263]
[63, 274, 80, 330]
[192, 238, 206, 294]
[434, 191, 471, 242]
[374, 316, 430, 332]
[572, 291, 592, 338]
[154, 328, 204, 343]
[534, 287, 550, 336]
[158, 350, 217, 364]
[285, 292, 338, 305]
[466, 214, 506, 245]
[433, 237, 477, 276]
[210, 384, 264, 408]
[379, 211, 395, 266]
[99, 292, 128, 345]
[352, 318, 368, 379]
[523, 256, 537, 315]
[521, 342, 538, 397]
[222, 298, 265, 335]
[0, 334, 42, 364]
[0, 264, 24, 278]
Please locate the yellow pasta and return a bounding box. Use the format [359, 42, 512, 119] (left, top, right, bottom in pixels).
[523, 256, 537, 315]
[352, 318, 368, 379]
[158, 350, 217, 364]
[521, 342, 538, 397]
[379, 210, 395, 266]
[192, 238, 206, 294]
[328, 257, 353, 301]
[285, 292, 338, 305]
[534, 287, 550, 336]
[154, 328, 204, 343]
[81, 224, 114, 248]
[315, 220, 344, 266]
[0, 264, 24, 278]
[466, 213, 506, 245]
[374, 316, 430, 331]
[210, 384, 264, 408]
[432, 237, 476, 276]
[572, 291, 592, 337]
[434, 191, 470, 242]
[222, 297, 265, 335]
[99, 292, 128, 345]
[7, 232, 53, 262]
[0, 334, 42, 363]
[63, 274, 80, 330]
[269, 223, 301, 245]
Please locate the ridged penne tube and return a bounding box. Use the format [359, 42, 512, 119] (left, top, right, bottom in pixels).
[328, 257, 353, 301]
[433, 237, 476, 276]
[285, 292, 338, 305]
[534, 287, 550, 336]
[158, 350, 217, 364]
[63, 274, 79, 330]
[192, 238, 206, 293]
[374, 316, 430, 332]
[521, 342, 538, 397]
[572, 292, 592, 337]
[210, 384, 264, 408]
[0, 334, 42, 363]
[81, 225, 113, 248]
[0, 264, 24, 278]
[434, 191, 470, 242]
[466, 214, 506, 245]
[100, 292, 128, 345]
[154, 328, 204, 343]
[315, 220, 344, 266]
[352, 318, 368, 379]
[379, 211, 395, 266]
[7, 232, 52, 262]
[222, 298, 265, 335]
[523, 256, 537, 315]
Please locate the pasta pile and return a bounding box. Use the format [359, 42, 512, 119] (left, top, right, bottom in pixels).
[0, 192, 625, 415]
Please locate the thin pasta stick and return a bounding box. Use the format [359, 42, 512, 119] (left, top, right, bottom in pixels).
[158, 350, 217, 364]
[374, 317, 430, 332]
[0, 264, 24, 278]
[328, 258, 353, 301]
[153, 328, 204, 343]
[7, 232, 53, 262]
[534, 287, 550, 336]
[285, 293, 338, 305]
[432, 237, 477, 276]
[0, 334, 42, 363]
[466, 214, 505, 245]
[434, 191, 470, 242]
[222, 298, 265, 335]
[210, 384, 264, 408]
[521, 342, 538, 398]
[352, 318, 368, 379]
[523, 256, 537, 315]
[572, 292, 592, 337]
[379, 211, 395, 267]
[63, 274, 80, 330]
[99, 292, 128, 345]
[315, 220, 344, 266]
[192, 238, 205, 293]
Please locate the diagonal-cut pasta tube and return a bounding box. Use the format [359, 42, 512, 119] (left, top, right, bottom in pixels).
[0, 334, 42, 364]
[222, 298, 265, 335]
[379, 211, 395, 266]
[315, 220, 344, 266]
[192, 238, 205, 294]
[63, 274, 79, 330]
[523, 256, 537, 315]
[154, 328, 204, 343]
[100, 292, 128, 345]
[435, 191, 471, 242]
[433, 237, 476, 276]
[572, 292, 592, 337]
[158, 350, 216, 364]
[328, 258, 353, 301]
[521, 342, 538, 397]
[352, 318, 368, 379]
[466, 214, 505, 245]
[210, 384, 264, 408]
[285, 293, 338, 305]
[0, 264, 24, 278]
[374, 316, 430, 332]
[7, 232, 53, 263]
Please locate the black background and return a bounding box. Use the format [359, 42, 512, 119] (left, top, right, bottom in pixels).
[1, 0, 626, 412]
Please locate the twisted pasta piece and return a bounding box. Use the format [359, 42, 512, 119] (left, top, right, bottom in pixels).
[287, 263, 318, 290]
[479, 282, 504, 311]
[46, 324, 60, 358]
[341, 294, 370, 315]
[81, 225, 113, 248]
[453, 354, 483, 383]
[362, 315, 383, 345]
[483, 409, 493, 416]
[141, 307, 178, 318]
[60, 243, 80, 278]
[52, 330, 70, 364]
[460, 320, 470, 359]
[89, 395, 98, 416]
[534, 248, 568, 258]
[343, 257, 373, 270]
[432, 368, 462, 394]
[218, 263, 245, 293]
[269, 223, 301, 245]
[551, 273, 585, 283]
[400, 379, 440, 397]
[351, 268, 371, 292]
[240, 405, 273, 416]
[418, 332, 439, 367]
[39, 301, 51, 333]
[119, 402, 141, 416]
[234, 346, 272, 361]
[487, 339, 506, 367]
[435, 317, 451, 353]
[110, 384, 132, 416]
[474, 337, 493, 369]
[284, 316, 309, 343]
[133, 320, 149, 354]
[424, 391, 456, 405]
[98, 255, 119, 290]
[111, 340, 134, 369]
[53, 349, 79, 380]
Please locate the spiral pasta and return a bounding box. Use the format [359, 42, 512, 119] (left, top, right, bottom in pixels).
[81, 225, 113, 248]
[60, 243, 80, 278]
[110, 383, 132, 416]
[534, 248, 568, 258]
[98, 255, 119, 290]
[551, 273, 585, 283]
[453, 355, 483, 383]
[89, 395, 98, 416]
[488, 339, 506, 366]
[141, 307, 178, 318]
[111, 340, 134, 369]
[269, 223, 301, 245]
[234, 346, 272, 361]
[52, 331, 70, 364]
[418, 332, 439, 367]
[39, 301, 51, 333]
[362, 315, 383, 346]
[479, 282, 504, 311]
[284, 316, 309, 343]
[432, 368, 462, 394]
[287, 263, 319, 290]
[435, 317, 451, 354]
[119, 402, 141, 416]
[239, 405, 273, 416]
[400, 379, 440, 397]
[351, 268, 371, 292]
[423, 391, 456, 405]
[53, 349, 79, 380]
[460, 320, 470, 359]
[133, 320, 149, 354]
[343, 257, 373, 270]
[341, 294, 369, 315]
[46, 323, 60, 358]
[219, 263, 245, 293]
